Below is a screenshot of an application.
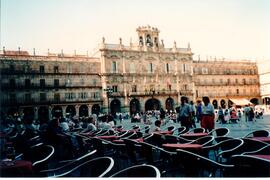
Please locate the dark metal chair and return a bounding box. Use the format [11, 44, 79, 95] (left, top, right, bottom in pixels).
[202, 138, 244, 161]
[189, 135, 214, 147]
[176, 149, 234, 177]
[230, 154, 270, 177]
[39, 149, 97, 177]
[189, 128, 205, 133]
[110, 164, 161, 177]
[242, 144, 270, 155]
[177, 126, 187, 135]
[243, 129, 270, 138]
[53, 157, 114, 177]
[208, 128, 230, 137]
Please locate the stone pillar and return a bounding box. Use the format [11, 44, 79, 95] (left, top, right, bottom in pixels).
[62, 106, 67, 118]
[48, 106, 52, 120]
[88, 104, 92, 116]
[34, 106, 38, 121]
[75, 105, 80, 117]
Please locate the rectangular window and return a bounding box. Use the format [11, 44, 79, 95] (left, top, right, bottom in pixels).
[235, 79, 238, 84]
[148, 63, 153, 73]
[183, 64, 186, 73]
[40, 79, 45, 88]
[54, 93, 60, 102]
[236, 89, 239, 94]
[112, 61, 117, 73]
[40, 93, 46, 101]
[9, 79, 16, 88]
[166, 63, 170, 73]
[54, 66, 59, 73]
[25, 79, 31, 88]
[9, 94, 16, 103]
[132, 85, 137, 92]
[54, 79, 59, 87]
[25, 93, 31, 102]
[112, 85, 118, 92]
[39, 65, 45, 73]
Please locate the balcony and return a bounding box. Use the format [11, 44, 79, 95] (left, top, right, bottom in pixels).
[194, 82, 259, 86]
[0, 69, 100, 76]
[1, 84, 102, 91]
[1, 98, 103, 106]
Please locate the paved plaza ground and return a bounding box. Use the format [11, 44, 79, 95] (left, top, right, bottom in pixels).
[117, 112, 270, 138]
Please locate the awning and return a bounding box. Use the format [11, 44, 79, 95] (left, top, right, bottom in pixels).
[229, 98, 253, 106]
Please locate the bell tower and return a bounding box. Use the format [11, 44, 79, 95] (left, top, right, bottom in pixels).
[136, 25, 160, 49]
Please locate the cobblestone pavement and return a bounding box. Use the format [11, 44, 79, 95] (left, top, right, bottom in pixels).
[117, 113, 270, 138]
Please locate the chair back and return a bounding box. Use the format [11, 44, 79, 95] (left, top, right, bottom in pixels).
[167, 126, 176, 132]
[54, 157, 114, 177]
[237, 138, 269, 154]
[230, 155, 270, 177]
[243, 130, 270, 138]
[191, 128, 205, 133]
[176, 149, 234, 177]
[177, 126, 187, 135]
[191, 136, 214, 146]
[110, 164, 161, 177]
[216, 139, 244, 162]
[209, 128, 230, 137]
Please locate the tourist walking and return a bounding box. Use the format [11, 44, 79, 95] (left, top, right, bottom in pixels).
[178, 96, 192, 131]
[201, 96, 215, 132]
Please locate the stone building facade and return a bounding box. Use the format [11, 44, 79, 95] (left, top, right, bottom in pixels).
[0, 50, 102, 121]
[99, 26, 194, 115]
[193, 59, 260, 109]
[0, 26, 261, 120]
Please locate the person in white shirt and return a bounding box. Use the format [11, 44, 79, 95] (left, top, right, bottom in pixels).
[201, 96, 215, 132]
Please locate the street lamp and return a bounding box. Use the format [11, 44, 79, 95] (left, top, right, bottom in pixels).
[104, 87, 113, 114]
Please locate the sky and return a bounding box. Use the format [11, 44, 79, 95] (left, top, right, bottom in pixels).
[1, 0, 270, 60]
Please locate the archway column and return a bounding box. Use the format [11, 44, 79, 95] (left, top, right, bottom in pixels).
[75, 105, 80, 116]
[48, 106, 52, 120]
[62, 105, 67, 118]
[34, 106, 39, 121]
[88, 104, 92, 116]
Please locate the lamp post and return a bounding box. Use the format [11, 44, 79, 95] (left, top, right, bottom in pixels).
[104, 87, 113, 114]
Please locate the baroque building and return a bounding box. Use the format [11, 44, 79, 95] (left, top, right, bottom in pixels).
[0, 26, 261, 121]
[0, 50, 102, 121]
[99, 25, 193, 115]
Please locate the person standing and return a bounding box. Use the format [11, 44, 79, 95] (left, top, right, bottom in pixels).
[201, 96, 215, 132]
[196, 101, 202, 123]
[244, 105, 250, 122]
[217, 106, 225, 124]
[178, 96, 192, 131]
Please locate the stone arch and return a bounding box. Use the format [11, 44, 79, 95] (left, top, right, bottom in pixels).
[110, 99, 121, 115]
[145, 98, 161, 111]
[38, 106, 49, 122]
[165, 97, 174, 111]
[66, 105, 76, 117]
[79, 105, 89, 117]
[52, 106, 63, 118]
[220, 99, 226, 109]
[212, 99, 218, 109]
[250, 98, 259, 105]
[130, 98, 140, 115]
[23, 107, 34, 121]
[92, 104, 101, 115]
